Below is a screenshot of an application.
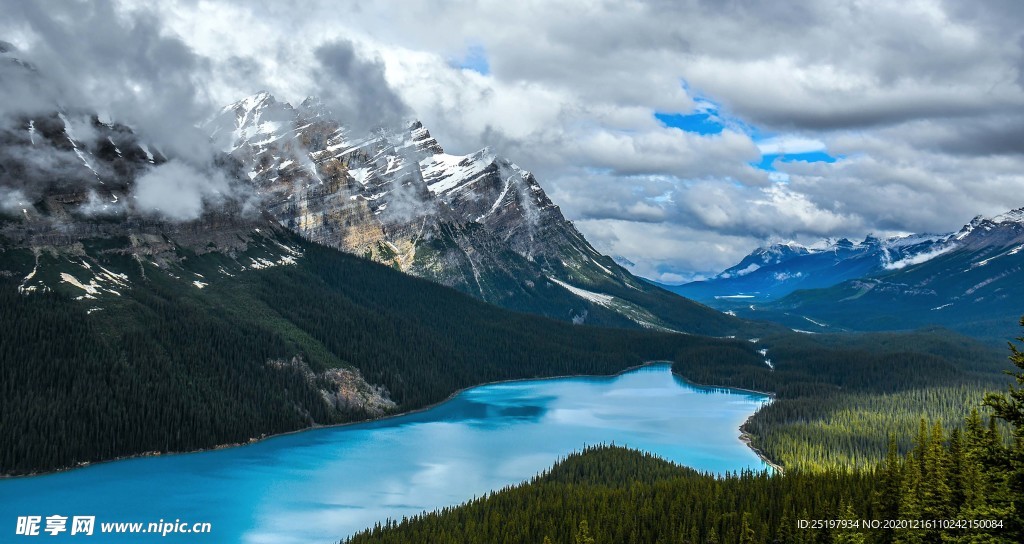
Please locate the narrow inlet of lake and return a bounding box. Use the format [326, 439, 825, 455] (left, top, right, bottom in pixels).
[0, 363, 771, 544]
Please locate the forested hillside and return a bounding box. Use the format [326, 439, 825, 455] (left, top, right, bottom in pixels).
[346, 335, 1024, 543]
[0, 228, 770, 475]
[671, 329, 1009, 470]
[346, 419, 1019, 544]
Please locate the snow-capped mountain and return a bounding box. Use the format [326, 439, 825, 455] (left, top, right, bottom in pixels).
[204, 92, 746, 334]
[666, 232, 949, 303]
[713, 241, 810, 280]
[1, 34, 746, 336]
[0, 100, 308, 308]
[689, 209, 1024, 340]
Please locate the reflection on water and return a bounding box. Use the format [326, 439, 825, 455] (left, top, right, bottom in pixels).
[0, 364, 769, 544]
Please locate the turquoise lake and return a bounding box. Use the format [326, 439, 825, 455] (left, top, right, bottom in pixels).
[0, 364, 770, 543]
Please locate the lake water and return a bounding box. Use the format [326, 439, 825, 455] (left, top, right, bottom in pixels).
[0, 364, 770, 543]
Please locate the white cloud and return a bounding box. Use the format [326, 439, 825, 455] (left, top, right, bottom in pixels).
[574, 218, 763, 283]
[133, 160, 231, 221]
[883, 244, 955, 270]
[756, 136, 827, 155]
[0, 187, 30, 214]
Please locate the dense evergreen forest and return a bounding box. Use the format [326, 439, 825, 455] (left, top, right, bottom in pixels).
[669, 330, 1010, 470]
[346, 336, 1024, 543]
[0, 232, 772, 475]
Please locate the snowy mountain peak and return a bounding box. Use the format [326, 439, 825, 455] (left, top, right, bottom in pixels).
[209, 93, 575, 264]
[207, 91, 299, 153]
[216, 90, 280, 120]
[990, 207, 1024, 225]
[757, 242, 809, 260]
[243, 90, 275, 108]
[767, 240, 809, 253]
[193, 93, 689, 330]
[715, 242, 809, 279]
[806, 237, 843, 251]
[862, 234, 882, 246]
[952, 209, 1024, 241]
[677, 205, 1024, 305]
[955, 215, 986, 240]
[409, 121, 444, 154]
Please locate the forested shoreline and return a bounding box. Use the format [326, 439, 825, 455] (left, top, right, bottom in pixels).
[347, 324, 1024, 543]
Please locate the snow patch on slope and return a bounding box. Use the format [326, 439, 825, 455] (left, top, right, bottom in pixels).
[18, 255, 45, 294]
[549, 277, 614, 306]
[991, 208, 1024, 225]
[421, 149, 495, 194]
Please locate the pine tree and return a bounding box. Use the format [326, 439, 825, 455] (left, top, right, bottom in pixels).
[895, 454, 923, 544]
[834, 501, 865, 544]
[876, 434, 903, 544]
[739, 512, 756, 544]
[947, 427, 966, 512]
[776, 512, 794, 544]
[984, 316, 1024, 540]
[920, 421, 951, 522]
[575, 519, 595, 544]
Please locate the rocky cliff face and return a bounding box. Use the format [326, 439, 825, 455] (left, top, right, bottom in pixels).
[0, 99, 274, 269]
[204, 92, 737, 332]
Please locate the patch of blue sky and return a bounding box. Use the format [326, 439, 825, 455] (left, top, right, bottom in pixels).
[655, 97, 764, 139]
[655, 112, 724, 135]
[450, 44, 490, 75]
[780, 151, 838, 164]
[655, 83, 839, 175]
[754, 151, 838, 172]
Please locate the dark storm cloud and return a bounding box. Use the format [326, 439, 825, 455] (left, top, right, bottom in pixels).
[0, 43, 60, 119]
[924, 116, 1024, 157]
[312, 40, 410, 133]
[0, 0, 215, 160]
[223, 55, 266, 86]
[0, 0, 266, 221]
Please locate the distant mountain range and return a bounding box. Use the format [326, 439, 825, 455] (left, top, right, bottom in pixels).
[660, 210, 1024, 340]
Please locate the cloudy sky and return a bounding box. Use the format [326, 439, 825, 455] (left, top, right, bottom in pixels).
[4, 0, 1024, 282]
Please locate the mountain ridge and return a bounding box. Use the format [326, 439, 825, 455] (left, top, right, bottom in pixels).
[205, 91, 752, 336]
